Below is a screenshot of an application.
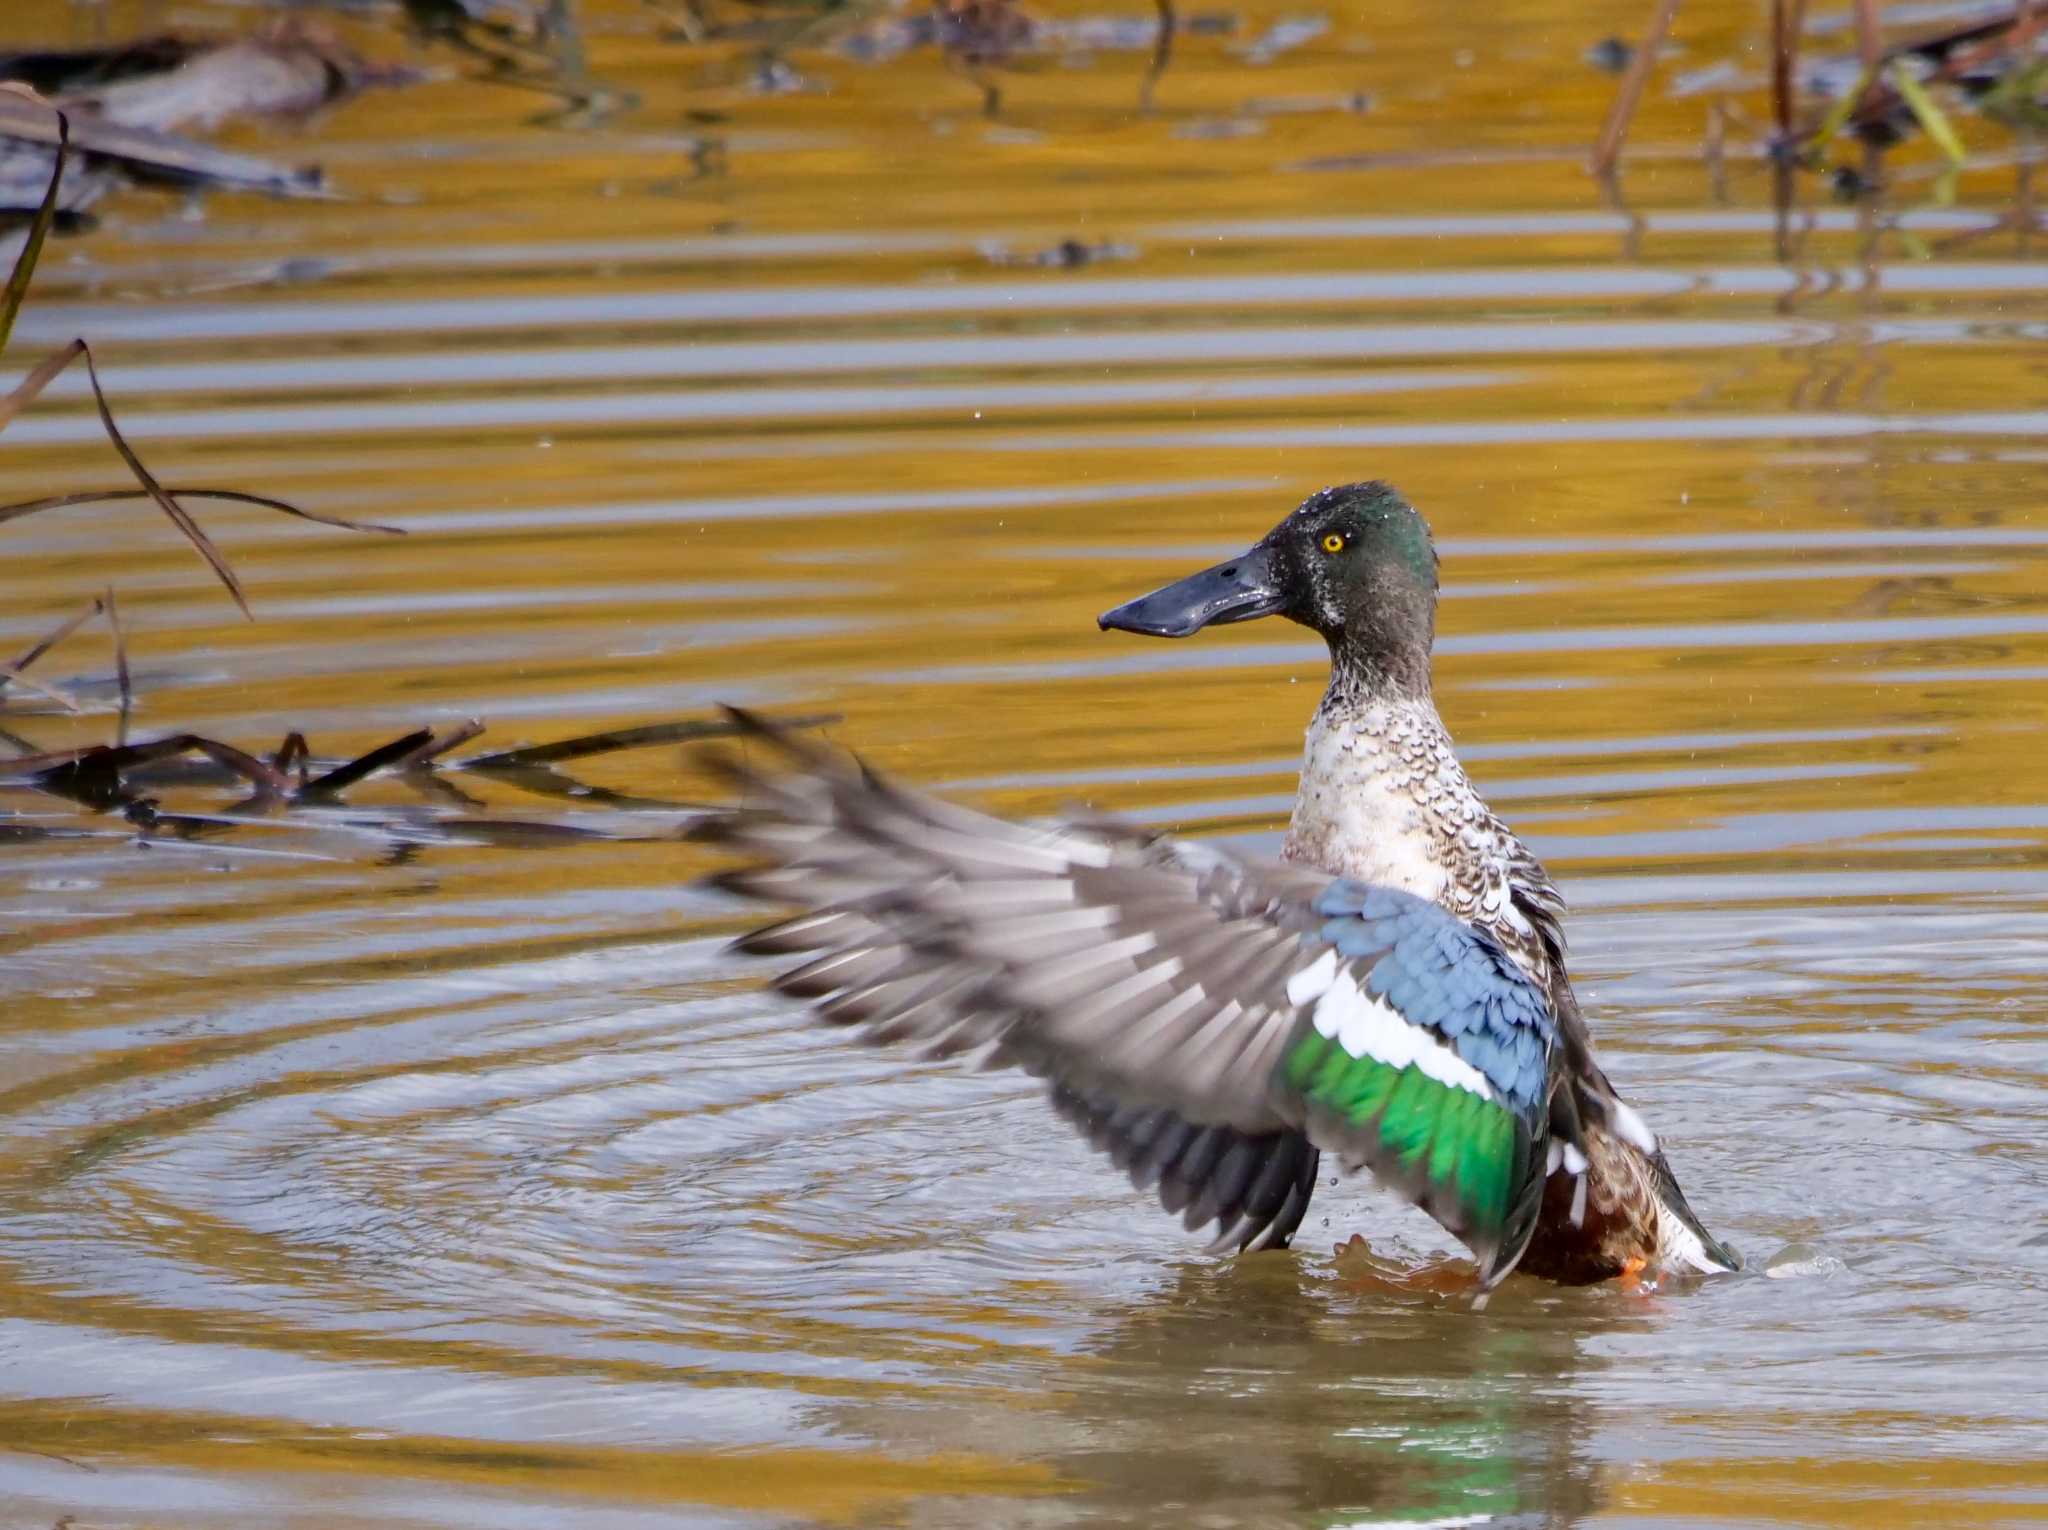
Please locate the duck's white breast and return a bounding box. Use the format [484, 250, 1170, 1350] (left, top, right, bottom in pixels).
[1282, 700, 1455, 902]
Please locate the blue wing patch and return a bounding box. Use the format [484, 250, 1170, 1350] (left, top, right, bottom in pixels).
[1311, 881, 1555, 1116]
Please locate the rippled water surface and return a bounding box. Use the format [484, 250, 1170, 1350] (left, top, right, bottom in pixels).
[5, 0, 2048, 1523]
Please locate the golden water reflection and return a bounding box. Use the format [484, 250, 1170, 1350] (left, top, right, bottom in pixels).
[4, 0, 2048, 1523]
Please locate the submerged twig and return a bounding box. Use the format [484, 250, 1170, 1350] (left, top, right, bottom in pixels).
[0, 487, 404, 535]
[1, 398, 400, 652]
[1, 597, 101, 693]
[105, 585, 130, 747]
[271, 731, 310, 782]
[0, 664, 80, 712]
[189, 736, 294, 796]
[1139, 0, 1174, 112]
[395, 718, 485, 771]
[78, 343, 253, 618]
[463, 713, 837, 769]
[2, 94, 400, 659]
[0, 339, 82, 435]
[0, 710, 840, 830]
[23, 734, 262, 808]
[1854, 0, 1883, 71]
[298, 728, 436, 799]
[1590, 0, 1680, 176]
[1771, 0, 1811, 142]
[0, 89, 64, 355]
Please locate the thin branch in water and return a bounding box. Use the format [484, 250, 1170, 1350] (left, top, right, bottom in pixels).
[1772, 0, 1812, 141]
[188, 736, 294, 797]
[298, 727, 436, 799]
[1140, 0, 1175, 112]
[0, 338, 83, 436]
[395, 718, 486, 772]
[272, 731, 311, 782]
[1, 597, 102, 693]
[1854, 0, 1883, 71]
[0, 665, 82, 713]
[0, 486, 404, 534]
[105, 585, 131, 747]
[10, 735, 293, 798]
[1591, 0, 1681, 177]
[0, 90, 65, 356]
[77, 342, 254, 617]
[1789, 0, 1812, 95]
[28, 734, 206, 808]
[1773, 0, 1790, 137]
[461, 712, 837, 769]
[0, 742, 102, 774]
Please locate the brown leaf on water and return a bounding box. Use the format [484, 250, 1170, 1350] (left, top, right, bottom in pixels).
[0, 78, 328, 210]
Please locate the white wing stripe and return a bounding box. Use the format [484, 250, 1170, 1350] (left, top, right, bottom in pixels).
[1310, 973, 1494, 1101]
[1285, 949, 1340, 1006]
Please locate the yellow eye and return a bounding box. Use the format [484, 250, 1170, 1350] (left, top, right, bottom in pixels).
[1320, 532, 1346, 554]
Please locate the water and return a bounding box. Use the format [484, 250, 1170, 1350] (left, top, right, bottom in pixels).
[4, 0, 2048, 1523]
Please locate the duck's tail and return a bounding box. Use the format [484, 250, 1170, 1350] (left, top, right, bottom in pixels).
[1646, 1147, 1743, 1273]
[1547, 979, 1740, 1275]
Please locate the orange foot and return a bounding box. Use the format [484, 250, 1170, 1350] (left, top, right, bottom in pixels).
[1617, 1255, 1657, 1296]
[1331, 1233, 1479, 1296]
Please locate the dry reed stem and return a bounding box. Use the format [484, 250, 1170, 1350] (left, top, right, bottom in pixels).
[1591, 0, 1682, 177]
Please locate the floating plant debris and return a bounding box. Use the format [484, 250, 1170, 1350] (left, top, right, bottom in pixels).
[0, 22, 416, 221]
[1, 713, 840, 852]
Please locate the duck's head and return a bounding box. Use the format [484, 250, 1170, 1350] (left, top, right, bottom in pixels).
[1099, 482, 1439, 696]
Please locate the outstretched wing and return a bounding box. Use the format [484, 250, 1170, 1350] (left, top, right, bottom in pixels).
[695, 711, 1572, 1285]
[1047, 1082, 1321, 1253]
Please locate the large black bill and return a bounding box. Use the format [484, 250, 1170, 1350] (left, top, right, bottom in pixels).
[1098, 545, 1287, 638]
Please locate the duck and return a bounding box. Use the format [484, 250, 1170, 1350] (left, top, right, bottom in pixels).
[1093, 481, 1739, 1285]
[696, 481, 1740, 1293]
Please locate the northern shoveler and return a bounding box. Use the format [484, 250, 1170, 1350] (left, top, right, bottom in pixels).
[698, 481, 1739, 1292]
